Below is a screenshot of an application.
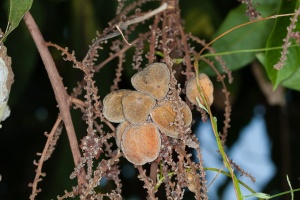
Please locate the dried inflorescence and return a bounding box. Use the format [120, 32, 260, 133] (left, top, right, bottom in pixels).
[102, 62, 196, 166]
[186, 73, 214, 107]
[121, 122, 161, 165]
[29, 0, 238, 199]
[150, 100, 192, 138]
[102, 64, 167, 166]
[131, 62, 170, 100]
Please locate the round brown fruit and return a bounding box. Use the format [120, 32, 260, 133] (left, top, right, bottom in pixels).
[121, 123, 161, 165]
[150, 100, 192, 138]
[186, 74, 214, 107]
[102, 89, 132, 123]
[115, 121, 131, 148]
[122, 91, 156, 124]
[131, 62, 170, 100]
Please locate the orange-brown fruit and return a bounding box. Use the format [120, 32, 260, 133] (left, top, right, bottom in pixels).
[121, 122, 161, 165]
[122, 91, 156, 124]
[186, 74, 214, 107]
[150, 100, 192, 138]
[102, 89, 132, 123]
[131, 62, 170, 100]
[115, 121, 131, 148]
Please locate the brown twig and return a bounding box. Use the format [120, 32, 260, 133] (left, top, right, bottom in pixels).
[178, 28, 193, 80]
[23, 12, 86, 186]
[148, 14, 160, 63]
[95, 32, 151, 71]
[137, 165, 157, 199]
[29, 117, 62, 200]
[69, 97, 116, 132]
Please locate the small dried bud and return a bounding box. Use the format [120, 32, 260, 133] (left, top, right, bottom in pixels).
[131, 62, 170, 100]
[150, 100, 192, 138]
[121, 122, 161, 165]
[186, 74, 214, 107]
[122, 91, 155, 124]
[103, 89, 132, 123]
[115, 120, 131, 148]
[186, 171, 197, 193]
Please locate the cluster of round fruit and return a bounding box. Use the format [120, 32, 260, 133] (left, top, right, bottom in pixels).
[102, 63, 213, 165]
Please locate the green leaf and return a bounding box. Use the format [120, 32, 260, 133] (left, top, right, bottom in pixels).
[282, 63, 300, 91]
[201, 1, 278, 75]
[265, 0, 300, 90]
[1, 0, 33, 42]
[244, 192, 271, 199]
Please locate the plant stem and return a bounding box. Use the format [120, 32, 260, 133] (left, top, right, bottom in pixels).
[29, 117, 62, 200]
[269, 188, 300, 198]
[23, 12, 86, 186]
[205, 167, 257, 194]
[200, 44, 300, 58]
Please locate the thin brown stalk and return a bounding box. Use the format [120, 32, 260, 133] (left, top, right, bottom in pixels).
[178, 27, 193, 80]
[95, 32, 151, 71]
[29, 117, 62, 200]
[23, 12, 86, 186]
[148, 14, 160, 63]
[70, 97, 116, 132]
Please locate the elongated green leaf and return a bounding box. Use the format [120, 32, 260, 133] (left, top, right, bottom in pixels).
[201, 1, 278, 75]
[1, 0, 33, 42]
[265, 0, 300, 90]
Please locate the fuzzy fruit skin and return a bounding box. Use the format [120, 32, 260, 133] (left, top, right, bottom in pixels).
[102, 89, 132, 123]
[115, 121, 131, 148]
[121, 122, 161, 165]
[122, 91, 155, 124]
[186, 74, 214, 107]
[131, 62, 170, 100]
[150, 100, 192, 138]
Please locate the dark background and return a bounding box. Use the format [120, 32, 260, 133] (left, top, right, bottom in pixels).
[0, 0, 299, 199]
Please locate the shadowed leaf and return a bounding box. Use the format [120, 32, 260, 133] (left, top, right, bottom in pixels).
[201, 1, 277, 75]
[1, 0, 33, 42]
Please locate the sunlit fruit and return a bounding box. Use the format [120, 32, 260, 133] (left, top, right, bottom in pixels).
[121, 123, 161, 165]
[150, 100, 192, 138]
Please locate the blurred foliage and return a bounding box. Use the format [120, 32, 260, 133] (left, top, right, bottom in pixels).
[0, 0, 300, 199]
[202, 1, 278, 74]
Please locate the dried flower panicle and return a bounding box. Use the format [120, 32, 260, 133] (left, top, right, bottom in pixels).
[274, 6, 300, 70]
[238, 0, 261, 20]
[29, 0, 241, 199]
